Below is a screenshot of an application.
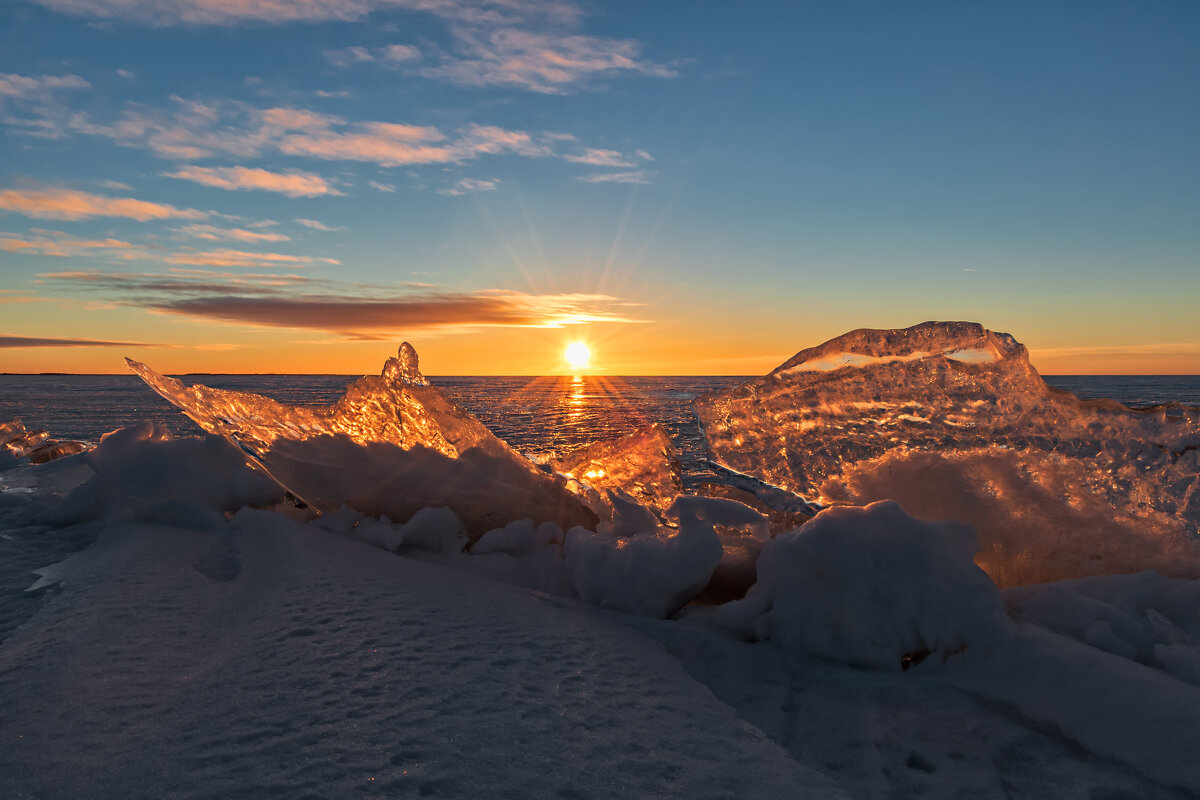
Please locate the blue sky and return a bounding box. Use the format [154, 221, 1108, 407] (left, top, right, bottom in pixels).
[1, 0, 1198, 374]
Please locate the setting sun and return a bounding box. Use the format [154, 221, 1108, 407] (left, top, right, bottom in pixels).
[565, 341, 591, 371]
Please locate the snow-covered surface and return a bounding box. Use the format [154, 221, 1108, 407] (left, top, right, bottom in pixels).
[3, 425, 1200, 798]
[3, 324, 1200, 798]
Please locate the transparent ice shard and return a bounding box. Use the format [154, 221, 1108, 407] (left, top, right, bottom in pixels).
[551, 423, 682, 517]
[1, 418, 87, 464]
[694, 321, 1200, 586]
[127, 344, 598, 538]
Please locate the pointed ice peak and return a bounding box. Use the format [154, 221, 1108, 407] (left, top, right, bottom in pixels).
[382, 342, 429, 386]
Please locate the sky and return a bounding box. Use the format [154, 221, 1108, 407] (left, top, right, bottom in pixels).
[1, 0, 1198, 375]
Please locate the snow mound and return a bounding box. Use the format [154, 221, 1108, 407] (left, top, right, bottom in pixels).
[1006, 571, 1200, 686]
[713, 500, 1009, 670]
[564, 507, 725, 619]
[126, 344, 598, 538]
[695, 321, 1200, 586]
[46, 422, 283, 527]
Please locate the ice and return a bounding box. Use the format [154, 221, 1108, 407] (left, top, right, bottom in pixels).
[708, 501, 1009, 671]
[551, 423, 682, 517]
[695, 321, 1200, 586]
[1, 418, 87, 465]
[127, 344, 599, 539]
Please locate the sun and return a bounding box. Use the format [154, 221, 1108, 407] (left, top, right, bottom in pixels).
[565, 341, 591, 371]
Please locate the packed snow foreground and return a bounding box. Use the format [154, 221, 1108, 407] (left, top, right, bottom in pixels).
[2, 322, 1199, 799]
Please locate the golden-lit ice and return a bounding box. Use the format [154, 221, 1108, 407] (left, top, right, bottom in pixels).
[127, 343, 599, 538]
[695, 321, 1200, 585]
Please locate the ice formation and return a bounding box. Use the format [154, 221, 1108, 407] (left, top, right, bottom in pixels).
[1, 418, 87, 464]
[550, 423, 682, 517]
[695, 321, 1200, 586]
[127, 344, 598, 538]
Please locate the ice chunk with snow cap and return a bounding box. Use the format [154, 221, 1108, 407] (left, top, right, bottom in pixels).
[126, 344, 598, 538]
[695, 321, 1200, 586]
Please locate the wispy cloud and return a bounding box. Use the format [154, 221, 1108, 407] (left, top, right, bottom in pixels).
[161, 249, 339, 269]
[563, 147, 635, 167]
[295, 218, 345, 231]
[5, 231, 333, 269]
[420, 28, 677, 94]
[0, 186, 207, 221]
[58, 96, 652, 183]
[0, 73, 89, 99]
[368, 180, 396, 193]
[576, 170, 652, 184]
[166, 165, 343, 197]
[1, 231, 140, 258]
[0, 334, 165, 348]
[30, 0, 581, 29]
[324, 44, 421, 67]
[438, 177, 498, 196]
[175, 223, 291, 243]
[39, 268, 648, 338]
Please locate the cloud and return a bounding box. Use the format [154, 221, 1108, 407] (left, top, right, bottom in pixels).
[0, 73, 89, 99]
[1, 231, 141, 258]
[29, 1, 676, 94]
[324, 43, 421, 67]
[175, 223, 291, 243]
[166, 165, 343, 197]
[116, 68, 136, 80]
[438, 177, 498, 196]
[420, 27, 677, 94]
[278, 120, 455, 166]
[562, 147, 635, 167]
[0, 334, 165, 348]
[30, 0, 581, 28]
[576, 170, 652, 184]
[6, 231, 332, 269]
[62, 96, 651, 176]
[0, 186, 207, 221]
[39, 268, 648, 338]
[295, 218, 346, 231]
[157, 290, 645, 336]
[368, 180, 396, 193]
[161, 249, 338, 269]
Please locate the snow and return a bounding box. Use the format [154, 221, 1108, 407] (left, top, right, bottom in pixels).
[3, 422, 1200, 798]
[3, 327, 1200, 798]
[0, 511, 845, 800]
[707, 501, 1010, 671]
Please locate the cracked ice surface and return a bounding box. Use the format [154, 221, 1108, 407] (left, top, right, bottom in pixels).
[127, 344, 598, 538]
[695, 321, 1200, 586]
